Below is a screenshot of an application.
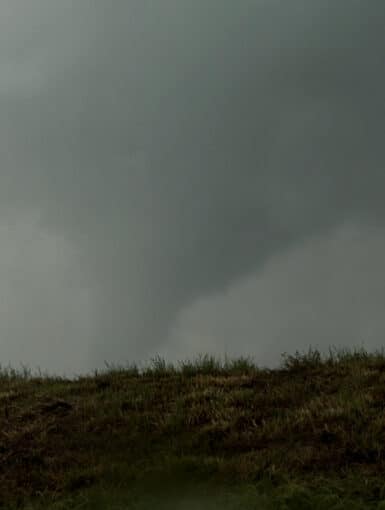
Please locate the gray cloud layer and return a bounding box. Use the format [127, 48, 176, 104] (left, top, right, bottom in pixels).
[169, 220, 385, 370]
[0, 1, 384, 376]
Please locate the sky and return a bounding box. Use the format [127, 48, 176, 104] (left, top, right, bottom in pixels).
[0, 1, 384, 380]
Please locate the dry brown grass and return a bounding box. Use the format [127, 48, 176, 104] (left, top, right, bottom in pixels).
[1, 346, 385, 507]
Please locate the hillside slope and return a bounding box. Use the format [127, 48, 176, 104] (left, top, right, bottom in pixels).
[1, 347, 385, 508]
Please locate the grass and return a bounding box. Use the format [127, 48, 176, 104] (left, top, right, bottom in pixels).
[2, 345, 385, 508]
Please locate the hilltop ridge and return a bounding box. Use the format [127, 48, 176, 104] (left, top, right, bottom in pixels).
[1, 346, 385, 508]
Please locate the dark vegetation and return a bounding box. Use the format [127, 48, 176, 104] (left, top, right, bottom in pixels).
[2, 345, 385, 508]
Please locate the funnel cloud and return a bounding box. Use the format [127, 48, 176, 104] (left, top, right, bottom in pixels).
[0, 1, 384, 378]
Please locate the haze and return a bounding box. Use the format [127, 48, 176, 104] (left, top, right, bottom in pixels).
[0, 1, 384, 379]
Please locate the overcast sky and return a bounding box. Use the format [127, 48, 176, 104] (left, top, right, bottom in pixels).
[0, 1, 384, 379]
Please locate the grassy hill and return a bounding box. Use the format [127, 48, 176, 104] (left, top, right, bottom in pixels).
[2, 346, 385, 508]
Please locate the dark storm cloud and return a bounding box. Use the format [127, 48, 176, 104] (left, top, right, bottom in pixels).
[1, 1, 384, 373]
[169, 220, 385, 370]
